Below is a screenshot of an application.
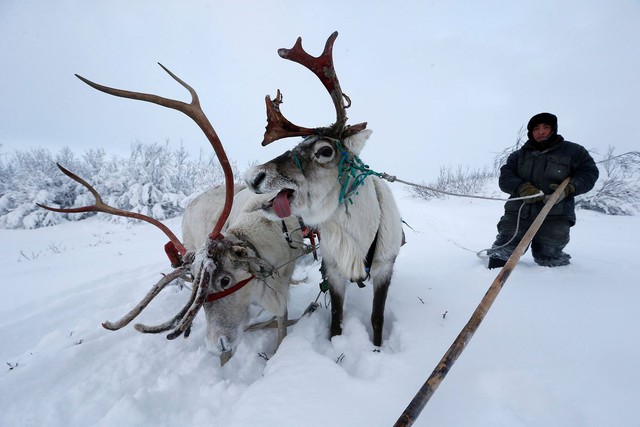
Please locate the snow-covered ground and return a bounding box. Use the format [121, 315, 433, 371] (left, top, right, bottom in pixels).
[1, 187, 638, 427]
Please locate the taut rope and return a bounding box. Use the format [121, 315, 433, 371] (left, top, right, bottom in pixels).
[333, 144, 543, 203]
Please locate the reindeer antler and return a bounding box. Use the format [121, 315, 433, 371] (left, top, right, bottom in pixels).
[38, 163, 187, 256]
[75, 64, 234, 240]
[262, 31, 367, 146]
[44, 64, 242, 341]
[102, 266, 190, 331]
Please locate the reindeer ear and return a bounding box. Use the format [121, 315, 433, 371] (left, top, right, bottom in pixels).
[343, 129, 372, 156]
[232, 244, 260, 260]
[231, 245, 249, 258]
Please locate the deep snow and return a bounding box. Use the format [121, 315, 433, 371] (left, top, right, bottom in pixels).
[1, 187, 639, 427]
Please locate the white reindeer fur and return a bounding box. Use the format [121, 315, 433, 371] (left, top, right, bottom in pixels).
[182, 185, 304, 356]
[245, 129, 403, 346]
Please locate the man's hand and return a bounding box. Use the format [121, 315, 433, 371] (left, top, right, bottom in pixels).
[544, 183, 576, 205]
[518, 182, 544, 203]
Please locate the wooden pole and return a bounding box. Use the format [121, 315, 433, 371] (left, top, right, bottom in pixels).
[393, 177, 570, 427]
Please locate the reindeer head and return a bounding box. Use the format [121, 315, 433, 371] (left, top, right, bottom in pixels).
[245, 31, 372, 226]
[246, 129, 373, 225]
[188, 235, 269, 355]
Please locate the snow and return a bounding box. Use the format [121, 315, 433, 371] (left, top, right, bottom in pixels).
[1, 187, 639, 426]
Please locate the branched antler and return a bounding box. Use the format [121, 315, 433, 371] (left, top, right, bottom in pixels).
[134, 278, 199, 334]
[75, 64, 234, 240]
[262, 90, 318, 144]
[102, 266, 190, 330]
[262, 31, 367, 146]
[38, 164, 187, 256]
[41, 64, 249, 341]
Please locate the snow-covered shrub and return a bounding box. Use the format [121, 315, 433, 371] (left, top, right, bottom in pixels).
[0, 141, 241, 229]
[407, 165, 495, 200]
[0, 148, 86, 228]
[491, 126, 526, 176]
[577, 148, 640, 215]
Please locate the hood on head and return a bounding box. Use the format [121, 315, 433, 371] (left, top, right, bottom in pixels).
[527, 112, 558, 141]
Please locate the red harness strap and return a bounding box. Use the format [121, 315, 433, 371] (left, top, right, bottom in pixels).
[164, 241, 183, 267]
[204, 275, 255, 303]
[302, 226, 320, 261]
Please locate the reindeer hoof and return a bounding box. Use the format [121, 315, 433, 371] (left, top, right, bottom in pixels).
[220, 351, 232, 366]
[330, 325, 342, 337]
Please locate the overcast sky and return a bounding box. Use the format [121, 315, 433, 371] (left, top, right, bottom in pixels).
[1, 0, 639, 182]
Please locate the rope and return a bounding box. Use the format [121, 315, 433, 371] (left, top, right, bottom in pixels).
[332, 144, 635, 223]
[336, 142, 383, 204]
[333, 142, 542, 203]
[381, 173, 542, 202]
[381, 151, 640, 200]
[270, 241, 320, 274]
[331, 145, 545, 263]
[266, 223, 320, 274]
[475, 202, 528, 258]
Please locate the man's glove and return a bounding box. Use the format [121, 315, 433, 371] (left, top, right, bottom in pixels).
[518, 182, 544, 203]
[544, 183, 576, 205]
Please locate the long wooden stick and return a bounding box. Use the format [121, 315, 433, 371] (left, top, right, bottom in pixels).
[393, 177, 571, 427]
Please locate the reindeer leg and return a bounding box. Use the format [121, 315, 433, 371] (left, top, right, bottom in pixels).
[371, 266, 394, 348]
[329, 283, 345, 338]
[371, 281, 390, 348]
[276, 307, 288, 349]
[320, 260, 345, 339]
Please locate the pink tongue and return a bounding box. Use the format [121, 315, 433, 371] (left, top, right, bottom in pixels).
[273, 190, 292, 218]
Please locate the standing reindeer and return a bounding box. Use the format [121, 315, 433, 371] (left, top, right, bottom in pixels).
[38, 64, 310, 364]
[245, 32, 404, 348]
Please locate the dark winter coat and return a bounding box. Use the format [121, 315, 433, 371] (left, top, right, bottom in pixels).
[499, 135, 599, 225]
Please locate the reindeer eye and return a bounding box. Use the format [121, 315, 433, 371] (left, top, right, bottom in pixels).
[316, 146, 333, 157]
[314, 144, 335, 162]
[220, 276, 231, 289]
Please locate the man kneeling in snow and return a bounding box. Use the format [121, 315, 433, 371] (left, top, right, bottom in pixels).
[487, 112, 599, 269]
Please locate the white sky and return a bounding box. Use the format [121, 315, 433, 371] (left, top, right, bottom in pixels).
[1, 0, 639, 182]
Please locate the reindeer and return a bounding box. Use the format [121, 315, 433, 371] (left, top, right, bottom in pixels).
[181, 184, 306, 361]
[38, 64, 311, 364]
[245, 32, 404, 348]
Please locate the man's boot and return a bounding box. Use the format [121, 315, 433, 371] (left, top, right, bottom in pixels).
[534, 251, 571, 267]
[488, 257, 507, 269]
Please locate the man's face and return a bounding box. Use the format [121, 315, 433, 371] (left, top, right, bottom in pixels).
[532, 123, 553, 142]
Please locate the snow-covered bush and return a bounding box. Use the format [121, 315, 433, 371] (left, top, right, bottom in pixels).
[577, 147, 640, 215]
[407, 165, 495, 200]
[0, 147, 86, 228]
[0, 141, 240, 229]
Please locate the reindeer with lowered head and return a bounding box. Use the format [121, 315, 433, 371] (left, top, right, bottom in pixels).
[39, 64, 311, 364]
[245, 32, 404, 348]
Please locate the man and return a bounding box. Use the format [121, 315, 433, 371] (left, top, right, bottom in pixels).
[487, 112, 599, 269]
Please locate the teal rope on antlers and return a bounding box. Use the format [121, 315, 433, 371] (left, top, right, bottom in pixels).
[336, 141, 383, 204]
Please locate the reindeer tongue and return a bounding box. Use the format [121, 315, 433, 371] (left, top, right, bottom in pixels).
[273, 190, 292, 219]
